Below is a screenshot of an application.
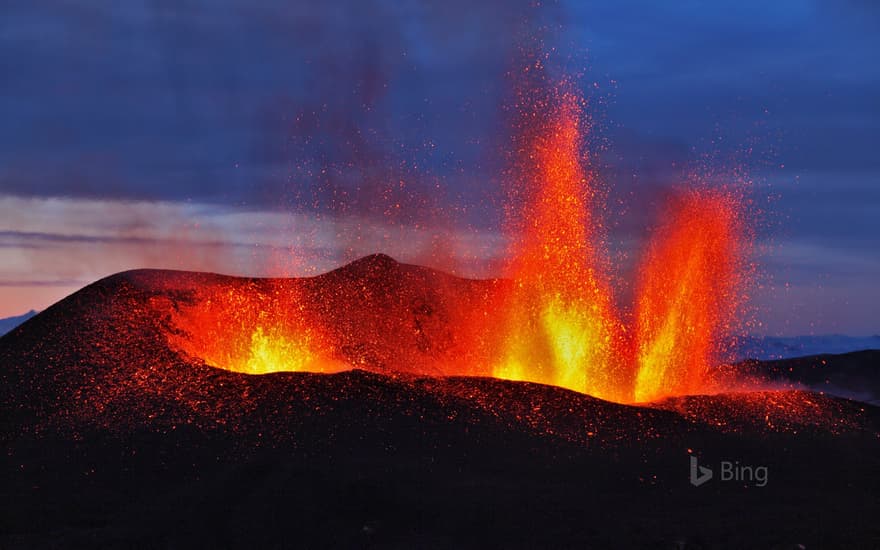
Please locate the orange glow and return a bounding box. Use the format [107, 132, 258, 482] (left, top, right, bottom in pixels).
[167, 282, 345, 375]
[155, 75, 754, 407]
[633, 189, 747, 402]
[492, 89, 632, 402]
[486, 83, 750, 404]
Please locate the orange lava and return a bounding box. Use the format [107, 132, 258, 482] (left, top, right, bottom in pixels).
[162, 76, 754, 406]
[488, 81, 751, 404]
[633, 189, 747, 402]
[168, 282, 345, 375]
[492, 89, 632, 402]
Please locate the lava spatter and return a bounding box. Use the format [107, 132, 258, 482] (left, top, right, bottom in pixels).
[492, 86, 632, 403]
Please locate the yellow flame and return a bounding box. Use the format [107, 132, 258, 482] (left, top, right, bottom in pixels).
[633, 288, 692, 402]
[493, 294, 629, 401]
[542, 295, 599, 394]
[167, 284, 349, 376]
[241, 325, 320, 374]
[490, 88, 633, 403]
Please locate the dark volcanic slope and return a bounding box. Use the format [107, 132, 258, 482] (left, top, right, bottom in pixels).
[746, 349, 880, 405]
[0, 254, 490, 429]
[2, 255, 879, 548]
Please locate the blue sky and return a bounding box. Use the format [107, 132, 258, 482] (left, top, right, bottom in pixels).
[0, 0, 878, 334]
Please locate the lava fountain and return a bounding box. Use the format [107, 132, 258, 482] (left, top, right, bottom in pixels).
[633, 189, 749, 402]
[492, 88, 632, 402]
[487, 80, 751, 404]
[163, 75, 754, 406]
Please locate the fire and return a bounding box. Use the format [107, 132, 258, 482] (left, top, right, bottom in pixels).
[633, 189, 747, 402]
[240, 325, 316, 375]
[489, 82, 750, 404]
[168, 283, 344, 375]
[161, 74, 754, 406]
[492, 89, 632, 402]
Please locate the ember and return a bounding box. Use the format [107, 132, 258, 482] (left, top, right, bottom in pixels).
[163, 77, 752, 405]
[633, 189, 748, 402]
[168, 282, 345, 375]
[491, 88, 630, 402]
[487, 82, 750, 403]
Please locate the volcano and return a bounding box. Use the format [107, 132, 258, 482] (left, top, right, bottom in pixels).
[2, 255, 878, 548]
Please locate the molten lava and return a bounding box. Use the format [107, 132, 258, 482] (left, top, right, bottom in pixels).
[487, 82, 751, 404]
[162, 76, 754, 405]
[168, 282, 344, 375]
[633, 189, 748, 402]
[493, 90, 631, 402]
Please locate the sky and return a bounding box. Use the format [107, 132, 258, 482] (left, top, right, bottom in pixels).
[1, 0, 878, 335]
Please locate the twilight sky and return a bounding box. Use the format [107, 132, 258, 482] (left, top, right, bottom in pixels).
[1, 0, 878, 335]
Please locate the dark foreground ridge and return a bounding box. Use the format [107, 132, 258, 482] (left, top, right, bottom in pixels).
[2, 256, 879, 548]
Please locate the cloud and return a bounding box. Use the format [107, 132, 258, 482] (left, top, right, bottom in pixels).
[0, 0, 545, 221]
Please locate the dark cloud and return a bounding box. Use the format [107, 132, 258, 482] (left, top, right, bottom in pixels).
[2, 1, 876, 206]
[0, 0, 545, 219]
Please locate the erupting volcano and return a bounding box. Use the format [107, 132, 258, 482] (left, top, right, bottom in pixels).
[633, 189, 748, 402]
[2, 74, 877, 549]
[150, 82, 752, 406]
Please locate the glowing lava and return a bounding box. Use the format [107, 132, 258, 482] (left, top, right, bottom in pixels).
[168, 282, 344, 375]
[162, 75, 754, 406]
[633, 189, 748, 402]
[489, 82, 751, 404]
[493, 88, 632, 402]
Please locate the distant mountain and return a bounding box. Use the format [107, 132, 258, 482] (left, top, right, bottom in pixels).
[0, 310, 37, 336]
[735, 334, 880, 360]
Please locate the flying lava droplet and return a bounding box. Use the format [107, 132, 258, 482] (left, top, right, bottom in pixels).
[164, 74, 753, 405]
[488, 79, 751, 403]
[492, 88, 632, 402]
